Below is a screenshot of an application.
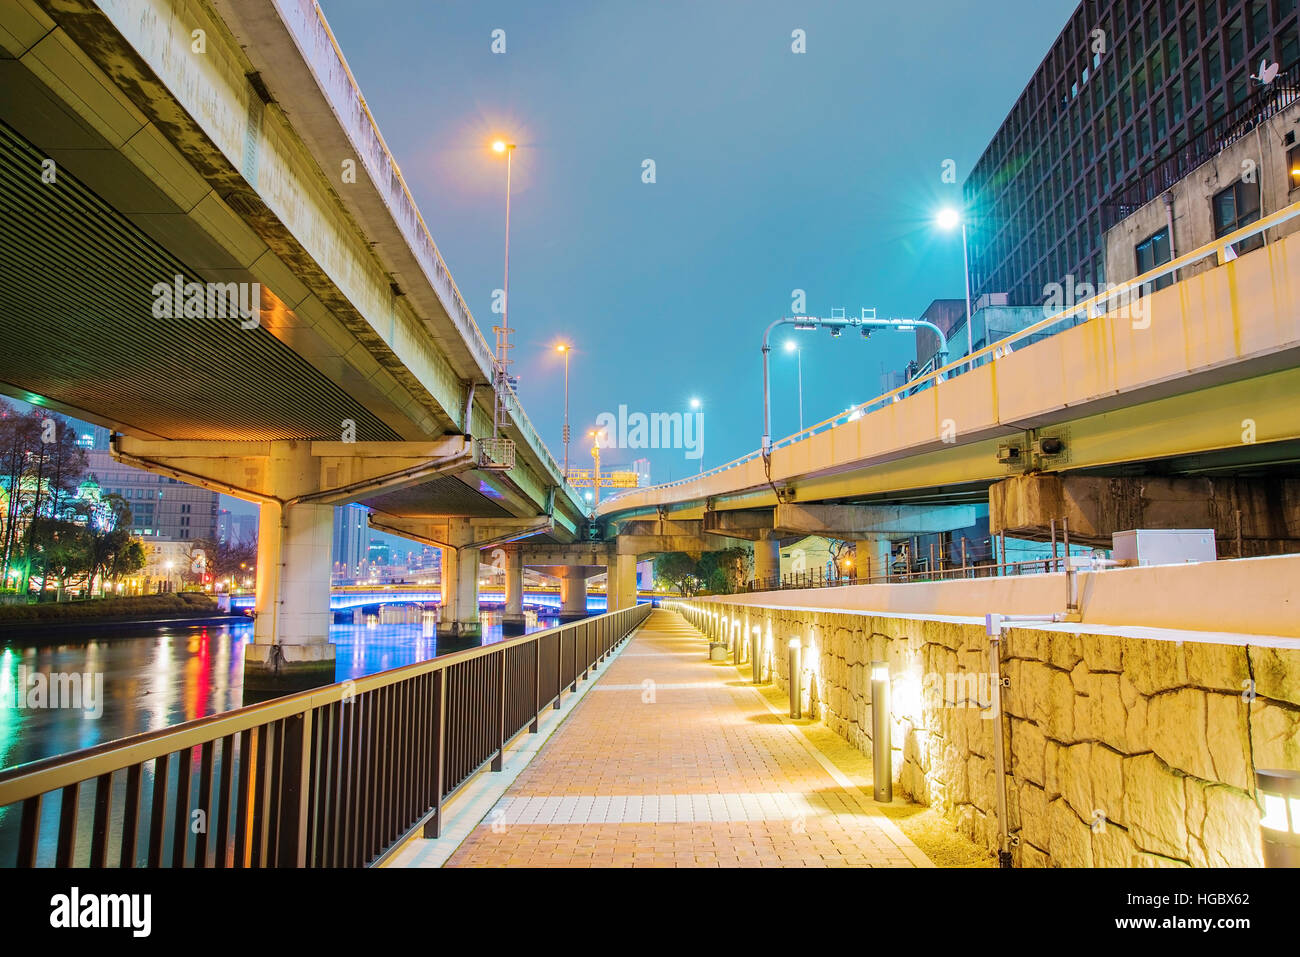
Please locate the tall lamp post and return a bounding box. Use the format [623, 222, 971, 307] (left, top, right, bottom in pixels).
[556, 342, 572, 477]
[936, 207, 974, 367]
[783, 340, 803, 432]
[491, 139, 517, 433]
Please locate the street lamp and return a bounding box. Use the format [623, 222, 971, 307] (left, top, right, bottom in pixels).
[556, 342, 572, 477]
[491, 139, 517, 433]
[761, 311, 949, 453]
[936, 207, 974, 366]
[783, 340, 803, 432]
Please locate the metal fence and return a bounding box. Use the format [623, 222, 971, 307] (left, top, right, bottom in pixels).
[0, 603, 650, 868]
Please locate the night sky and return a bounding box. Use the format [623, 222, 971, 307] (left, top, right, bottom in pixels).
[315, 0, 1077, 484]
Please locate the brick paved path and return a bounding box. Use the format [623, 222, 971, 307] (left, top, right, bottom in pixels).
[445, 609, 929, 867]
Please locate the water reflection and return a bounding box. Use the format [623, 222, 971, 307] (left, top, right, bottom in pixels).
[0, 608, 560, 771]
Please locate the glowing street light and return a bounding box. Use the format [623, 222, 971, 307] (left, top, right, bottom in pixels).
[935, 207, 974, 364]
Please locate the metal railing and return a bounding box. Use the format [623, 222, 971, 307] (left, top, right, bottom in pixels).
[0, 603, 650, 868]
[598, 198, 1300, 513]
[743, 556, 1070, 592]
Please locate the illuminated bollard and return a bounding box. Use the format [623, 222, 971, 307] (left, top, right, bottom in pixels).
[751, 628, 762, 683]
[871, 660, 892, 803]
[788, 639, 802, 718]
[1258, 769, 1300, 867]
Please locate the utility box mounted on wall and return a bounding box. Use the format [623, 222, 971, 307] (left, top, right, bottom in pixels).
[1112, 528, 1217, 566]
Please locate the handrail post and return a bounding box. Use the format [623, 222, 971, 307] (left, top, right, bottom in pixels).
[423, 670, 447, 838]
[530, 641, 541, 733]
[277, 709, 313, 866]
[492, 651, 507, 771]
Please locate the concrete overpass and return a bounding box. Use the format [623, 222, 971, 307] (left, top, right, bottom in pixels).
[0, 0, 637, 688]
[594, 203, 1300, 572]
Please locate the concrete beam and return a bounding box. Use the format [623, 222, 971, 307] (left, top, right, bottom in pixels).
[990, 474, 1300, 554]
[113, 435, 475, 505]
[702, 509, 775, 541]
[772, 503, 979, 537]
[369, 515, 553, 551]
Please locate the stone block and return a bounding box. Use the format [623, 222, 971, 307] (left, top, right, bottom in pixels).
[1250, 645, 1300, 708]
[1184, 641, 1251, 694]
[1123, 753, 1188, 862]
[1011, 717, 1046, 786]
[1123, 638, 1189, 695]
[1080, 632, 1123, 673]
[1047, 798, 1094, 867]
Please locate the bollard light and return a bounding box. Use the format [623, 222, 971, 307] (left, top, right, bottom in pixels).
[751, 626, 762, 683]
[1258, 769, 1300, 867]
[871, 660, 892, 803]
[788, 639, 802, 718]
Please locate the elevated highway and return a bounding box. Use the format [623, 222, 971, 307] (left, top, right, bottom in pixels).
[0, 0, 596, 685]
[595, 205, 1300, 573]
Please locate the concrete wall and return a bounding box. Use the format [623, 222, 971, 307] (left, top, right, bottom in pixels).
[672, 556, 1300, 866]
[1105, 97, 1300, 285]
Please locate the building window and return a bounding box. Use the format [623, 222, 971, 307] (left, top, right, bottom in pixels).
[1213, 179, 1264, 254]
[1288, 144, 1300, 192]
[1135, 228, 1174, 290]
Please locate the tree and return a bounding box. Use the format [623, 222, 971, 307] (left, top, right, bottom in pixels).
[828, 539, 854, 579]
[109, 539, 147, 588]
[655, 552, 701, 596]
[24, 517, 92, 600]
[698, 548, 748, 594]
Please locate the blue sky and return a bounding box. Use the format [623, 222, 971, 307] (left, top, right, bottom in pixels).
[317, 0, 1076, 483]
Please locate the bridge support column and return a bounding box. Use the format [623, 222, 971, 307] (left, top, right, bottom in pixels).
[502, 546, 526, 636]
[855, 537, 893, 582]
[558, 568, 588, 622]
[753, 537, 781, 585]
[610, 553, 638, 611]
[437, 518, 482, 646]
[246, 444, 335, 697]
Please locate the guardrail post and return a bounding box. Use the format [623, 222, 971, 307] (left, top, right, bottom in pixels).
[555, 629, 564, 709]
[492, 650, 507, 771]
[277, 709, 313, 866]
[423, 670, 447, 838]
[530, 641, 541, 733]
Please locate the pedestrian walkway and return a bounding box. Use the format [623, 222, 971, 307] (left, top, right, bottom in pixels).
[443, 609, 931, 867]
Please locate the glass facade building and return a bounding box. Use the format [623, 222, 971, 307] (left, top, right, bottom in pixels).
[964, 0, 1300, 306]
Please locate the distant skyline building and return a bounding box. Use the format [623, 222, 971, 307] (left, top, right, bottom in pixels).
[964, 0, 1299, 307]
[79, 427, 218, 543]
[333, 504, 368, 578]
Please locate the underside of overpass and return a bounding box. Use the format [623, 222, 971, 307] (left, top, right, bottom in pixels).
[0, 0, 590, 686]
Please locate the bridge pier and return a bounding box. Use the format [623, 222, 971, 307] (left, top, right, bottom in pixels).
[558, 567, 589, 622]
[246, 444, 336, 697]
[609, 552, 639, 611]
[753, 537, 781, 583]
[438, 518, 483, 646]
[502, 546, 526, 636]
[855, 537, 893, 581]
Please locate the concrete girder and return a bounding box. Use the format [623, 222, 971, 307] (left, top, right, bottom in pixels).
[990, 473, 1300, 555]
[701, 509, 775, 541]
[112, 435, 475, 505]
[518, 544, 613, 567]
[771, 503, 980, 537]
[368, 514, 554, 552]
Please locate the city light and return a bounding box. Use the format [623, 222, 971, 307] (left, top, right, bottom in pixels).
[491, 139, 507, 153]
[936, 207, 961, 230]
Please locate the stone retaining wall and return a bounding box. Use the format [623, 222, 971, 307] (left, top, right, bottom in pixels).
[671, 600, 1300, 867]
